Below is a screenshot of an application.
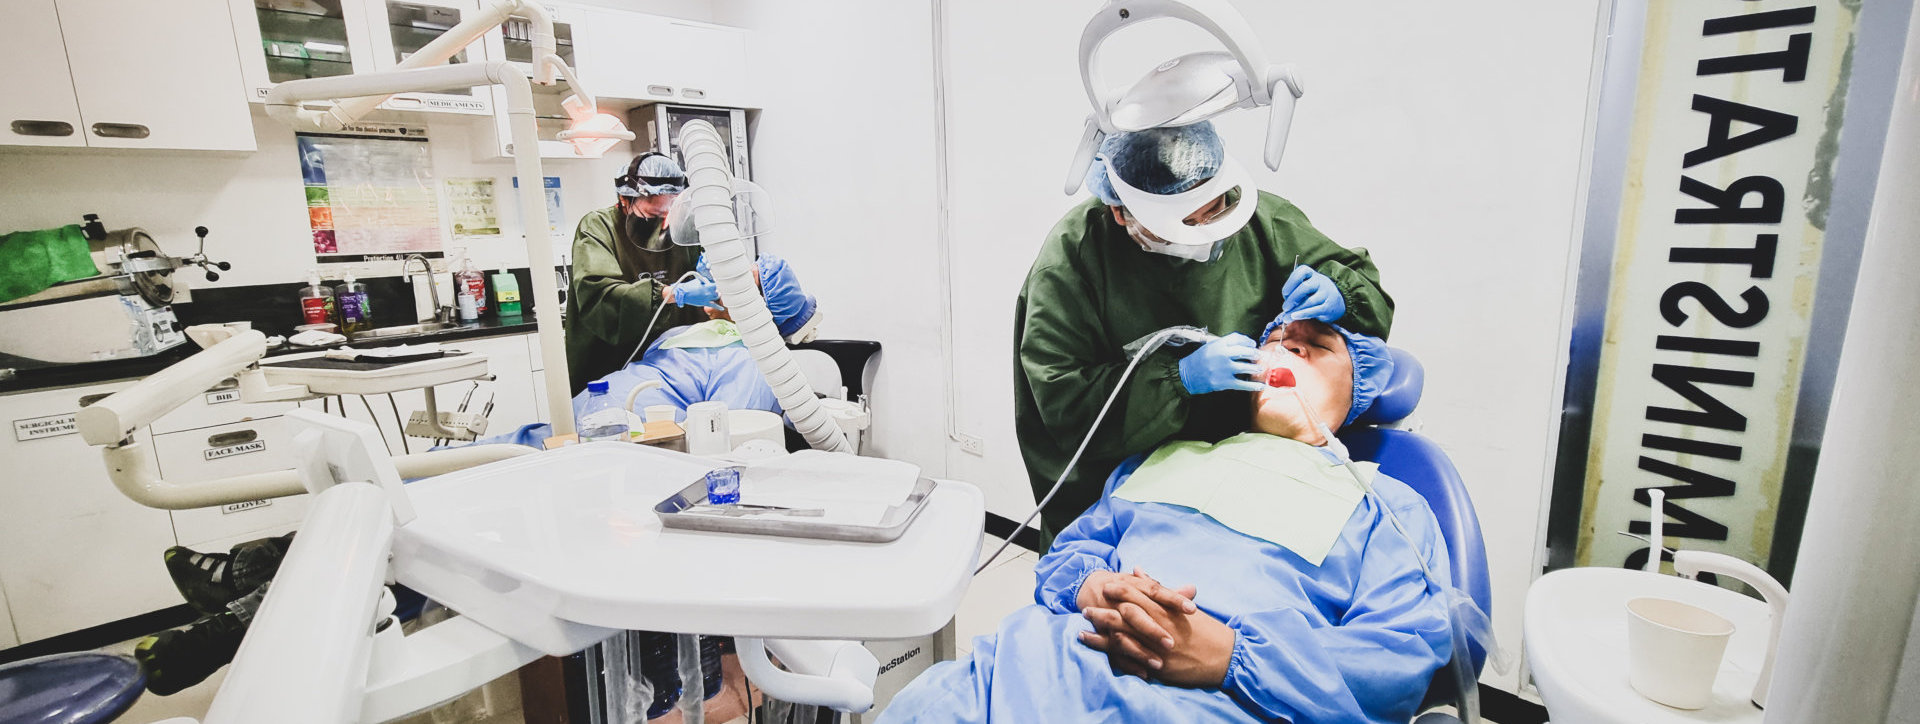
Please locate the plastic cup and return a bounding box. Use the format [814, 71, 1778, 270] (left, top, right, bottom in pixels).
[1625, 596, 1735, 709]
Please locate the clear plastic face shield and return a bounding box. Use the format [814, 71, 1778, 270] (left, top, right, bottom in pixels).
[667, 178, 772, 259]
[1106, 153, 1256, 261]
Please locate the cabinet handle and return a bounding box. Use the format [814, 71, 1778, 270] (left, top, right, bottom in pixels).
[78, 393, 112, 408]
[680, 88, 708, 100]
[208, 429, 259, 447]
[647, 84, 675, 97]
[90, 123, 151, 139]
[11, 120, 74, 137]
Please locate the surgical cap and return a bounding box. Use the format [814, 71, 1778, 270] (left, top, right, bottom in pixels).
[616, 153, 688, 198]
[1260, 317, 1395, 427]
[1084, 121, 1226, 207]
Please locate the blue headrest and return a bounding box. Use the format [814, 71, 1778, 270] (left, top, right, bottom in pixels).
[1353, 347, 1423, 426]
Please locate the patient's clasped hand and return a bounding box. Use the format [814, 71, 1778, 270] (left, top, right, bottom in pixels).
[882, 321, 1454, 723]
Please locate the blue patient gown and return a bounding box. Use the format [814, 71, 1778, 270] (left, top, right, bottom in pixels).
[881, 455, 1454, 724]
[475, 323, 781, 447]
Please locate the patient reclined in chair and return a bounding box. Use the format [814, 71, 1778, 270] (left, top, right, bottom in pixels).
[881, 321, 1454, 724]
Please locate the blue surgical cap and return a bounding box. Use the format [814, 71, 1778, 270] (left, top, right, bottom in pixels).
[1084, 121, 1226, 206]
[1260, 317, 1395, 427]
[616, 153, 688, 198]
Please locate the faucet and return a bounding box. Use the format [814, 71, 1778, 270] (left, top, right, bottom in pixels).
[401, 254, 450, 324]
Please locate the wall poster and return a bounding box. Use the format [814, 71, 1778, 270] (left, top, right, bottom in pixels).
[298, 123, 443, 263]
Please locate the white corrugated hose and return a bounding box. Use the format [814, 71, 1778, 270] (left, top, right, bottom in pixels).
[677, 120, 852, 453]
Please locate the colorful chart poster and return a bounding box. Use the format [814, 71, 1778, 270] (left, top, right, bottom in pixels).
[445, 178, 501, 237]
[297, 127, 443, 262]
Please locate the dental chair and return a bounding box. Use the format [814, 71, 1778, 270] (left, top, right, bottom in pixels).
[1336, 348, 1492, 724]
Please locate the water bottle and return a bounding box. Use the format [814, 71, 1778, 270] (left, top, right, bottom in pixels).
[576, 381, 630, 443]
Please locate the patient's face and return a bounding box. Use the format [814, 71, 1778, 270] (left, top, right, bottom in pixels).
[1252, 320, 1354, 444]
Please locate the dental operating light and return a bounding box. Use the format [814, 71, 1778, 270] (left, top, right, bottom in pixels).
[1064, 0, 1305, 194]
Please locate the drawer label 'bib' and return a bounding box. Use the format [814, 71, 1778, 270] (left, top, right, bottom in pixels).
[205, 440, 267, 461]
[13, 414, 77, 441]
[205, 390, 241, 405]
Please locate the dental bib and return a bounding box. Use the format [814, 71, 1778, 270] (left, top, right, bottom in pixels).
[658, 319, 744, 350]
[1113, 432, 1371, 566]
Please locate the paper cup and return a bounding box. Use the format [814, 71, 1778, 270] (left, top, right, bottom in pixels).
[1626, 596, 1735, 709]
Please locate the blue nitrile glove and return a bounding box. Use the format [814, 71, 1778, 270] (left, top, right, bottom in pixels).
[669, 277, 720, 308]
[755, 255, 818, 337]
[1178, 333, 1266, 395]
[1281, 265, 1346, 324]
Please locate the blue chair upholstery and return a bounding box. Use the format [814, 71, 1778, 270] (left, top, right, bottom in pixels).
[0, 653, 144, 724]
[1336, 348, 1491, 711]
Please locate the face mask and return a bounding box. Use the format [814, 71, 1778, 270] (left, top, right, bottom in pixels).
[1124, 219, 1223, 262]
[623, 209, 669, 252]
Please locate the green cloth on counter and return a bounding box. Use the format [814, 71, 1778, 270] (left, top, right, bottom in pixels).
[0, 225, 99, 304]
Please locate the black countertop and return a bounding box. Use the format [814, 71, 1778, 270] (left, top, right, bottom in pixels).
[0, 316, 539, 394]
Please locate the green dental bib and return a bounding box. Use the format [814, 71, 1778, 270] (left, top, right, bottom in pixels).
[1113, 433, 1372, 566]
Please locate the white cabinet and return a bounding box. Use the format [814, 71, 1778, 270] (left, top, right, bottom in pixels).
[0, 382, 181, 643]
[155, 416, 313, 549]
[363, 0, 495, 115]
[575, 11, 755, 108]
[0, 0, 254, 152]
[386, 335, 540, 444]
[0, 1, 85, 147]
[229, 0, 491, 116]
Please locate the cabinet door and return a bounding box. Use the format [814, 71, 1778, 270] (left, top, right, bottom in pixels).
[0, 382, 180, 643]
[579, 12, 754, 107]
[155, 416, 312, 549]
[363, 0, 494, 115]
[57, 0, 255, 151]
[0, 0, 85, 147]
[388, 335, 540, 444]
[232, 0, 381, 102]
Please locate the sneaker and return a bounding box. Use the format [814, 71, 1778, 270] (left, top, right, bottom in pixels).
[163, 535, 289, 614]
[133, 611, 248, 696]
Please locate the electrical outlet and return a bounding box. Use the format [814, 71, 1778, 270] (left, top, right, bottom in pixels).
[956, 432, 985, 457]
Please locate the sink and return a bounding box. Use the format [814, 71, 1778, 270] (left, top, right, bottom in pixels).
[1524, 568, 1770, 724]
[353, 321, 459, 341]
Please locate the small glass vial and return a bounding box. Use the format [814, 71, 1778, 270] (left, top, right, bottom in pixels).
[704, 467, 741, 505]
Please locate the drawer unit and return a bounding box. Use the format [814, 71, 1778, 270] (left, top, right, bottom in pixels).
[153, 416, 313, 548]
[0, 382, 180, 642]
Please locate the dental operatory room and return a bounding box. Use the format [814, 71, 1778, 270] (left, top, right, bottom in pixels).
[9, 0, 1920, 723]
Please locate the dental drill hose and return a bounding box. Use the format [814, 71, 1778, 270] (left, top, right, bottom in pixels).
[679, 119, 849, 453]
[976, 326, 1218, 574]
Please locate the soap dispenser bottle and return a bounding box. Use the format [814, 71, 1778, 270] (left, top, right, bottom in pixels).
[299, 270, 337, 327]
[337, 273, 372, 334]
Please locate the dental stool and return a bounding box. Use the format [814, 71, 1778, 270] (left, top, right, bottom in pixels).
[0, 653, 144, 724]
[1337, 348, 1493, 724]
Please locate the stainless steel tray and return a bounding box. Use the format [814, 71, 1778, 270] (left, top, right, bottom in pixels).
[654, 475, 938, 543]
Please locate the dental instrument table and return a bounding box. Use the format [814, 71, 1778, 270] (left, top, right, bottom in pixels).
[392, 442, 983, 648]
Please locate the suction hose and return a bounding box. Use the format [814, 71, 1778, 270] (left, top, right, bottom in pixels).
[677, 120, 852, 453]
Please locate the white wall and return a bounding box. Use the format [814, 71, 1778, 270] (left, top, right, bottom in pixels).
[707, 0, 949, 473]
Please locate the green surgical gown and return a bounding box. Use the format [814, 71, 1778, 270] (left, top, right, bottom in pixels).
[1013, 192, 1393, 535]
[565, 205, 708, 394]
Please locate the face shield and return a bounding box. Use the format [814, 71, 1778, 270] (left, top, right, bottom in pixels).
[1105, 152, 1256, 251]
[667, 178, 772, 259]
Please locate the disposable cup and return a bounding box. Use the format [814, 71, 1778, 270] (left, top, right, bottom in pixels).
[1626, 596, 1735, 709]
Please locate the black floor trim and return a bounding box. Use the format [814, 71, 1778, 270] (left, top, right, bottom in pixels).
[1481, 684, 1548, 724]
[983, 512, 1043, 555]
[0, 605, 198, 666]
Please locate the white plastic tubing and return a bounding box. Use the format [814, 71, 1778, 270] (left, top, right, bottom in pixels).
[677, 120, 851, 453]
